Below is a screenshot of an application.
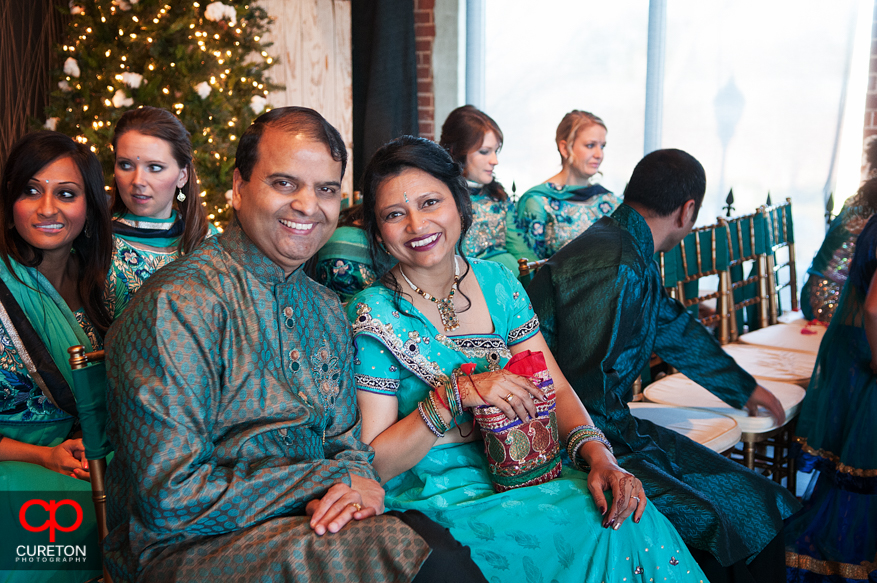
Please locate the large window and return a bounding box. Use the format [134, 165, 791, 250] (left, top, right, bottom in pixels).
[484, 0, 870, 277]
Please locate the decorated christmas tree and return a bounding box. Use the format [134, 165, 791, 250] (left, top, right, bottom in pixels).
[43, 0, 282, 226]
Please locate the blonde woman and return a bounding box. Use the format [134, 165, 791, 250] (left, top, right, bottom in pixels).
[508, 110, 619, 260]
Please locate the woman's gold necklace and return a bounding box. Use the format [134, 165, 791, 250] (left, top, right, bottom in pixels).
[400, 257, 461, 332]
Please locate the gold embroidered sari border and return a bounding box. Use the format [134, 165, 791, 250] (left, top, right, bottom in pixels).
[786, 551, 877, 579]
[796, 437, 877, 477]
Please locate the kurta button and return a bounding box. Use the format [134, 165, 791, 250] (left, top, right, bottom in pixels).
[283, 306, 294, 328]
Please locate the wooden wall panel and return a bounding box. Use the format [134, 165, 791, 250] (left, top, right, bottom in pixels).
[260, 0, 353, 198]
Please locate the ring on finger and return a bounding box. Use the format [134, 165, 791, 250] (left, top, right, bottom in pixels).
[632, 496, 641, 504]
[349, 502, 362, 511]
[504, 393, 514, 403]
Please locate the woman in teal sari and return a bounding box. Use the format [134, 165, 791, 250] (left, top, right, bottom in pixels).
[347, 136, 707, 583]
[508, 110, 620, 260]
[0, 131, 113, 583]
[107, 106, 218, 317]
[440, 105, 520, 273]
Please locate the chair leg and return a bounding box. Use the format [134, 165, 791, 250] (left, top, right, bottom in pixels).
[743, 438, 756, 470]
[90, 457, 113, 583]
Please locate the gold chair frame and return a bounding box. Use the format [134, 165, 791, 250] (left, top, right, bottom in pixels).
[68, 345, 113, 583]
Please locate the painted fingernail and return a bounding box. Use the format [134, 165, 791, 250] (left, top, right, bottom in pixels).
[613, 522, 620, 531]
[600, 506, 607, 515]
[635, 517, 640, 524]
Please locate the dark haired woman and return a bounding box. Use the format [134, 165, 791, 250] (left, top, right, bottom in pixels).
[439, 105, 518, 272]
[0, 131, 112, 583]
[107, 106, 218, 317]
[508, 110, 620, 260]
[346, 136, 705, 583]
[785, 214, 877, 581]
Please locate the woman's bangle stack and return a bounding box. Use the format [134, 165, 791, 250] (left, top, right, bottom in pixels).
[566, 424, 613, 471]
[418, 375, 464, 438]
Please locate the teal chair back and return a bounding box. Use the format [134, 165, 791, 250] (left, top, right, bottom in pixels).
[662, 222, 733, 342]
[68, 346, 113, 583]
[761, 198, 798, 321]
[722, 212, 771, 337]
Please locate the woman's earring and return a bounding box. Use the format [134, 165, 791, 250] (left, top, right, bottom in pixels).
[176, 187, 186, 202]
[84, 220, 92, 239]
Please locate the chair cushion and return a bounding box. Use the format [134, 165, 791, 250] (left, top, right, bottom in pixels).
[628, 402, 741, 452]
[777, 310, 806, 325]
[737, 321, 825, 354]
[642, 374, 806, 433]
[722, 343, 815, 387]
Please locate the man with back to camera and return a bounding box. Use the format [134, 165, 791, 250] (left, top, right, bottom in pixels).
[528, 148, 801, 583]
[102, 106, 487, 582]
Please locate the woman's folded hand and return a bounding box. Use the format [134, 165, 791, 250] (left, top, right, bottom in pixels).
[457, 370, 546, 420]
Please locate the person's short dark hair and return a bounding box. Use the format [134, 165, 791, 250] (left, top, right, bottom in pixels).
[360, 135, 474, 306]
[0, 130, 113, 332]
[622, 149, 706, 217]
[235, 106, 347, 181]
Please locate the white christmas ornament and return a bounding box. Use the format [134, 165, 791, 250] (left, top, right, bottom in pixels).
[204, 2, 237, 26]
[69, 0, 83, 15]
[44, 118, 59, 131]
[225, 189, 233, 203]
[113, 0, 132, 10]
[112, 90, 134, 108]
[58, 80, 72, 92]
[121, 72, 143, 88]
[195, 81, 212, 99]
[250, 95, 267, 114]
[63, 57, 80, 78]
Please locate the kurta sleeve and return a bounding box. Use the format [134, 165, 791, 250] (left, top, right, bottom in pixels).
[652, 291, 757, 409]
[529, 261, 638, 421]
[106, 287, 372, 538]
[506, 194, 546, 261]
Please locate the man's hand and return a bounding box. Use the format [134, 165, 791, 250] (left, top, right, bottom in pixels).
[745, 384, 785, 425]
[306, 473, 385, 535]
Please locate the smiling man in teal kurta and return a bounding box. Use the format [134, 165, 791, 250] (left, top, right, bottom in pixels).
[528, 149, 801, 583]
[103, 107, 486, 583]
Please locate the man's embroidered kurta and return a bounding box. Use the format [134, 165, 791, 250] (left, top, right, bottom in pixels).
[104, 221, 430, 582]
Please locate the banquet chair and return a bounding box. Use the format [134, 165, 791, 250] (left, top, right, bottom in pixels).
[628, 402, 741, 455]
[727, 200, 824, 353]
[517, 257, 548, 287]
[718, 211, 770, 340]
[762, 198, 798, 322]
[68, 345, 114, 583]
[666, 221, 733, 343]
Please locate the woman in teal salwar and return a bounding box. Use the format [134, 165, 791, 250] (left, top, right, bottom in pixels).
[508, 110, 620, 261]
[440, 105, 520, 273]
[107, 107, 218, 318]
[0, 131, 113, 583]
[348, 136, 707, 583]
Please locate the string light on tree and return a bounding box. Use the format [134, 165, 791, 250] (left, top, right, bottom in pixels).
[44, 0, 281, 224]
